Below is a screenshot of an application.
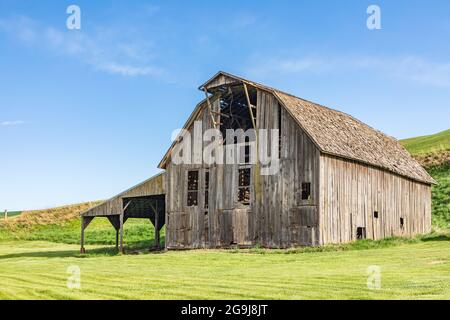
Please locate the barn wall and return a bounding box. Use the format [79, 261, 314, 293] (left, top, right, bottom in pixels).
[255, 90, 321, 247]
[165, 88, 321, 249]
[318, 154, 432, 245]
[83, 173, 165, 217]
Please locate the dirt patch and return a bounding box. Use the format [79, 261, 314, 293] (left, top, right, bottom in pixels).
[413, 151, 450, 169]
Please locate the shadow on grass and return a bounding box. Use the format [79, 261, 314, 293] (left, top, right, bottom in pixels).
[0, 240, 167, 260]
[1, 233, 448, 260]
[420, 233, 450, 242]
[0, 247, 117, 260]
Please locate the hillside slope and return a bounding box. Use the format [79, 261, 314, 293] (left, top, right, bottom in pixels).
[401, 129, 450, 168]
[2, 202, 101, 228]
[401, 129, 450, 156]
[401, 129, 449, 228]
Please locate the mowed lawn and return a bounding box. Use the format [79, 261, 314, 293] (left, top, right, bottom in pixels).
[0, 239, 449, 300]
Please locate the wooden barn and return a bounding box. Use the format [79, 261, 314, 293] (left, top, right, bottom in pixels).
[81, 71, 435, 252]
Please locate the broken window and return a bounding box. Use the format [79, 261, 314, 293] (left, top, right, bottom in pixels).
[204, 170, 209, 210]
[218, 85, 256, 139]
[187, 170, 199, 207]
[374, 211, 379, 219]
[238, 168, 251, 205]
[356, 227, 366, 240]
[301, 183, 312, 200]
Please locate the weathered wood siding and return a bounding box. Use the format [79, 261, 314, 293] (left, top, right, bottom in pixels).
[319, 154, 432, 244]
[165, 89, 321, 249]
[253, 90, 320, 247]
[83, 173, 165, 217]
[165, 99, 216, 249]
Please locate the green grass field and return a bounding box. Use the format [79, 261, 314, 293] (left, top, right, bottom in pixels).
[401, 129, 450, 155]
[0, 130, 448, 300]
[0, 236, 449, 300]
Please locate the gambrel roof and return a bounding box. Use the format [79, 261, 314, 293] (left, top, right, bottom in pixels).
[160, 71, 436, 185]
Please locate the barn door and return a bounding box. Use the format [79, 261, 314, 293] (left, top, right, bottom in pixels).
[233, 209, 250, 245]
[290, 206, 318, 246]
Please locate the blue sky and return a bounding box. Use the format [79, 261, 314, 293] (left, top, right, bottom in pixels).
[1, 0, 449, 210]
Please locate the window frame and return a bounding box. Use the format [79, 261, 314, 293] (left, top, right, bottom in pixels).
[237, 166, 252, 206]
[301, 182, 312, 201]
[187, 170, 199, 207]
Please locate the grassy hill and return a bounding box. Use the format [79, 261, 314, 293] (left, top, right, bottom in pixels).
[401, 129, 450, 156]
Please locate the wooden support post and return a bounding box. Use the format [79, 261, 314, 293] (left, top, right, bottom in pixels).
[150, 201, 160, 250]
[119, 211, 124, 254]
[243, 82, 259, 166]
[155, 201, 160, 250]
[80, 217, 86, 254]
[243, 83, 257, 133]
[204, 88, 217, 129]
[115, 229, 119, 250]
[80, 216, 94, 254]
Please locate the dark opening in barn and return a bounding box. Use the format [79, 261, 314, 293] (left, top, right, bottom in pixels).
[302, 183, 312, 200]
[357, 227, 367, 240]
[218, 84, 257, 137]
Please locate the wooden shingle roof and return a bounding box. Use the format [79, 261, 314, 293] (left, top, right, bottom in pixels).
[274, 91, 436, 185]
[164, 71, 436, 185]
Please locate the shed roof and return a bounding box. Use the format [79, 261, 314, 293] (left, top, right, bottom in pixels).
[162, 71, 436, 185]
[81, 172, 165, 217]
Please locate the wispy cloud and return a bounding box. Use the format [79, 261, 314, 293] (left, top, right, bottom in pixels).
[143, 4, 160, 16]
[246, 55, 450, 89]
[1, 121, 25, 126]
[0, 16, 165, 78]
[231, 13, 257, 30]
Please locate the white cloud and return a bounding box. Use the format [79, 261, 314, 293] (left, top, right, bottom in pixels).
[390, 57, 450, 88]
[99, 62, 163, 77]
[1, 121, 25, 126]
[246, 55, 450, 89]
[0, 16, 164, 78]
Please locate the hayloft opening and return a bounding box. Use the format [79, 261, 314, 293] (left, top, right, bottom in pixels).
[356, 227, 366, 240]
[217, 84, 257, 138]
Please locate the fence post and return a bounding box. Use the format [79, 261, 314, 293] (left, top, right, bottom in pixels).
[4, 210, 7, 222]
